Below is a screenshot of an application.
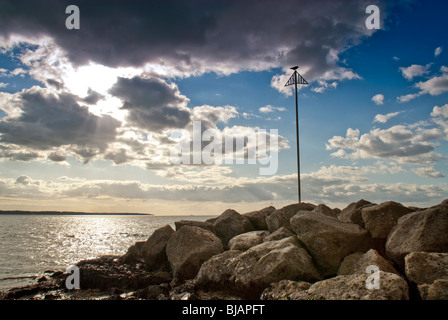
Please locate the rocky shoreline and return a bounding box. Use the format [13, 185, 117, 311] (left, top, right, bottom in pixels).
[1, 199, 447, 300]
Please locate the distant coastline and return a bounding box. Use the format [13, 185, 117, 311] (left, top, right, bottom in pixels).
[0, 210, 152, 216]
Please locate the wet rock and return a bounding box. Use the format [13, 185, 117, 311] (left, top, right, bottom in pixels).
[212, 209, 255, 247]
[170, 280, 198, 300]
[361, 201, 413, 239]
[228, 230, 270, 251]
[76, 256, 170, 291]
[133, 284, 170, 300]
[291, 211, 372, 276]
[243, 206, 276, 230]
[166, 226, 223, 281]
[141, 225, 175, 271]
[386, 202, 448, 268]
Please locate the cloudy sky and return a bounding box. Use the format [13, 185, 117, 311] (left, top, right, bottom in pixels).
[0, 0, 447, 215]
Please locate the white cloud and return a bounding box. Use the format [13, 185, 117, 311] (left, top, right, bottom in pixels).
[413, 166, 444, 178]
[397, 92, 423, 103]
[435, 47, 443, 57]
[259, 105, 286, 114]
[431, 104, 448, 118]
[398, 66, 448, 102]
[399, 64, 431, 81]
[371, 94, 384, 105]
[0, 82, 7, 88]
[373, 111, 401, 124]
[414, 66, 448, 96]
[327, 124, 442, 165]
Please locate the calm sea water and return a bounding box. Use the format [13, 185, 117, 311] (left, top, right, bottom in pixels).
[0, 214, 214, 291]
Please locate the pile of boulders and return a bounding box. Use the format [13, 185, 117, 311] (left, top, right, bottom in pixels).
[2, 199, 447, 300]
[119, 199, 448, 300]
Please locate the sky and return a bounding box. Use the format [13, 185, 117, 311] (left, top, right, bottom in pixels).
[0, 0, 447, 215]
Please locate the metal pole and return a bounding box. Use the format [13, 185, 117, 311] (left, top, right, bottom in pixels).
[294, 71, 301, 204]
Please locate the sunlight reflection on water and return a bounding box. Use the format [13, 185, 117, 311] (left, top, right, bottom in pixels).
[0, 214, 213, 290]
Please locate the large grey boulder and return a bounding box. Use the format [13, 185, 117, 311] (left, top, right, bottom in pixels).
[212, 209, 255, 247]
[291, 211, 372, 276]
[141, 225, 175, 271]
[404, 252, 448, 285]
[337, 249, 400, 276]
[386, 202, 448, 268]
[339, 199, 375, 227]
[266, 203, 315, 233]
[195, 250, 242, 291]
[228, 231, 270, 251]
[232, 236, 321, 298]
[121, 241, 145, 264]
[166, 226, 224, 281]
[243, 206, 276, 230]
[313, 204, 338, 218]
[263, 226, 294, 242]
[289, 272, 409, 300]
[174, 220, 215, 233]
[195, 236, 321, 299]
[361, 201, 413, 239]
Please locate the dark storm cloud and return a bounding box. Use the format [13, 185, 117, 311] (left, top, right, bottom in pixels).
[82, 88, 104, 105]
[0, 0, 384, 79]
[0, 87, 121, 156]
[109, 76, 191, 131]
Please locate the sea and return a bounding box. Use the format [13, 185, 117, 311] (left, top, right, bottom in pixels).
[0, 214, 214, 291]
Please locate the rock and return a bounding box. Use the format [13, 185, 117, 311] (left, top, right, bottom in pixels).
[244, 206, 276, 230]
[260, 280, 311, 300]
[425, 280, 448, 300]
[174, 220, 215, 233]
[170, 280, 198, 300]
[339, 199, 375, 227]
[121, 241, 145, 264]
[266, 203, 315, 233]
[289, 272, 409, 300]
[212, 209, 255, 247]
[133, 284, 170, 300]
[361, 201, 413, 239]
[313, 204, 338, 218]
[232, 236, 321, 298]
[76, 256, 171, 291]
[228, 231, 270, 251]
[196, 237, 321, 299]
[404, 252, 448, 285]
[263, 227, 294, 242]
[338, 249, 400, 276]
[386, 203, 448, 268]
[141, 225, 175, 271]
[195, 250, 242, 292]
[291, 211, 372, 276]
[166, 226, 224, 281]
